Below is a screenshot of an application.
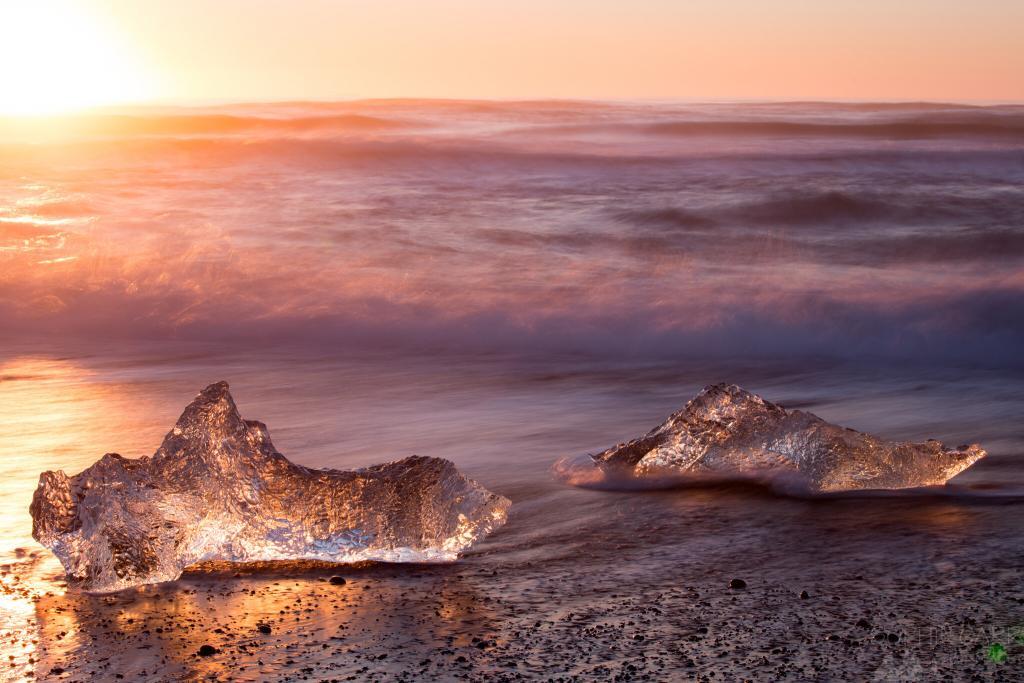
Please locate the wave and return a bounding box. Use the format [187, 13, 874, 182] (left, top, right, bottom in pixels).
[5, 125, 1024, 177]
[7, 100, 1024, 144]
[3, 277, 1024, 368]
[612, 208, 717, 230]
[0, 113, 407, 138]
[720, 190, 1019, 227]
[613, 189, 1024, 234]
[643, 118, 1024, 139]
[481, 223, 1024, 265]
[739, 190, 894, 224]
[553, 454, 1024, 502]
[832, 228, 1024, 264]
[727, 101, 1003, 112]
[2, 100, 1023, 368]
[492, 106, 1024, 140]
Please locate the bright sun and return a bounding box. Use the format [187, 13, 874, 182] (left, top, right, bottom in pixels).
[0, 0, 153, 116]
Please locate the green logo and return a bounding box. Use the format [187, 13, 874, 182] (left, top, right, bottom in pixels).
[986, 643, 1008, 664]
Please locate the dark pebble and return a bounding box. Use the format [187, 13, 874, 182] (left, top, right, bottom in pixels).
[729, 578, 747, 589]
[197, 645, 218, 657]
[856, 618, 871, 629]
[329, 576, 347, 585]
[800, 591, 809, 599]
[257, 623, 272, 634]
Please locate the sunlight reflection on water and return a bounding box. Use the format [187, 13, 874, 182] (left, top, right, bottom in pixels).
[0, 357, 162, 559]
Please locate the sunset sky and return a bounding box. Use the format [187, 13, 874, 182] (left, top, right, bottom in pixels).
[0, 0, 1022, 113]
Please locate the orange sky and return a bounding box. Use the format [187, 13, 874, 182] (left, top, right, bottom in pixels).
[1, 0, 1022, 112]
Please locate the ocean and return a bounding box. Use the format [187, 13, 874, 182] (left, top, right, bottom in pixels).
[1, 100, 1022, 680]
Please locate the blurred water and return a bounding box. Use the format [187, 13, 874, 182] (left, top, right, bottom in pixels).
[1, 100, 1023, 678]
[1, 100, 1023, 363]
[4, 346, 1022, 553]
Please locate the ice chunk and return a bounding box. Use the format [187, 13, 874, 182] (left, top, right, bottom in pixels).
[564, 383, 985, 493]
[30, 382, 510, 592]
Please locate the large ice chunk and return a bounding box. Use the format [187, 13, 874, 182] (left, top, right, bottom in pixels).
[564, 383, 985, 493]
[31, 382, 510, 592]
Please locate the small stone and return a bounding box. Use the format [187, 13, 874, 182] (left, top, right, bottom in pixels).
[329, 576, 347, 585]
[197, 645, 218, 657]
[800, 591, 809, 599]
[729, 578, 747, 590]
[856, 618, 871, 629]
[257, 623, 272, 634]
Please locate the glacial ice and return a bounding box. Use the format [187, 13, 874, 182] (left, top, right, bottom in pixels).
[30, 382, 511, 592]
[567, 384, 986, 493]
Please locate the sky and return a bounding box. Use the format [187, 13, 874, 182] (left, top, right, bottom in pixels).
[0, 0, 1022, 113]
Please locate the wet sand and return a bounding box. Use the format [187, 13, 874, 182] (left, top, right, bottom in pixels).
[8, 475, 1024, 682]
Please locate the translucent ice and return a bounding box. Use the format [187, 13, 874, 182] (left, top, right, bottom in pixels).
[564, 384, 985, 493]
[31, 382, 510, 592]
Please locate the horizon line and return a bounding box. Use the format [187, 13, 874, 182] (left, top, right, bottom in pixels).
[7, 95, 1020, 118]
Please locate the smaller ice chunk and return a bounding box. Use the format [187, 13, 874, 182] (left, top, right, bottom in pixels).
[31, 382, 510, 592]
[565, 383, 985, 493]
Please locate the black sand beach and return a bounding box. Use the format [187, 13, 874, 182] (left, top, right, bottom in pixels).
[2, 351, 1022, 681]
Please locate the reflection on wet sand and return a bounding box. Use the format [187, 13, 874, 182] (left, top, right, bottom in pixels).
[18, 481, 1024, 682]
[32, 561, 495, 681]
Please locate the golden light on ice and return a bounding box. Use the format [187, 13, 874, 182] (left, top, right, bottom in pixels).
[0, 0, 152, 115]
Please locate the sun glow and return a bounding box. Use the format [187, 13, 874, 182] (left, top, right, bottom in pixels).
[0, 0, 153, 115]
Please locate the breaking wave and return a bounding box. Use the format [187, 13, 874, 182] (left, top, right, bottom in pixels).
[610, 190, 1024, 229]
[1, 99, 1023, 367]
[1, 113, 406, 138]
[643, 117, 1024, 139]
